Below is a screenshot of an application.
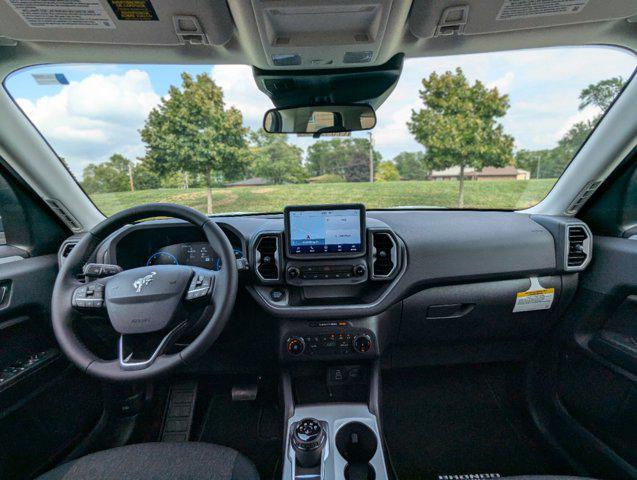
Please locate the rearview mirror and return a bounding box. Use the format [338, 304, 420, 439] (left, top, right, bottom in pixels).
[263, 104, 376, 137]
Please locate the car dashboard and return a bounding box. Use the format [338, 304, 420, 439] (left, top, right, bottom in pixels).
[60, 206, 593, 367]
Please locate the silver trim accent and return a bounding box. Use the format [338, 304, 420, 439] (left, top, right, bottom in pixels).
[118, 322, 186, 371]
[0, 255, 24, 265]
[283, 404, 389, 480]
[565, 223, 593, 271]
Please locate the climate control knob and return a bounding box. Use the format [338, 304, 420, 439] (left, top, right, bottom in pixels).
[287, 266, 300, 279]
[352, 334, 372, 354]
[353, 264, 367, 277]
[287, 336, 305, 355]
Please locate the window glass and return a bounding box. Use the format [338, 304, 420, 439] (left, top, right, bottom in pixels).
[4, 46, 636, 215]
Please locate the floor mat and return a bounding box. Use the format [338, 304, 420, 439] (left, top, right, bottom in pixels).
[198, 378, 282, 480]
[381, 363, 574, 480]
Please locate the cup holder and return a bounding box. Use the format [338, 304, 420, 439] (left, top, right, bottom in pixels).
[336, 422, 378, 480]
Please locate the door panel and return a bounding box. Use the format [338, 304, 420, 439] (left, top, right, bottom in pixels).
[0, 255, 102, 479]
[531, 235, 637, 479]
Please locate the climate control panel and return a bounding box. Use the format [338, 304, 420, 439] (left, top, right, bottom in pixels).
[283, 329, 376, 360]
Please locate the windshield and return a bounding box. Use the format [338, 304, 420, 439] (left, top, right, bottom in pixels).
[5, 47, 636, 215]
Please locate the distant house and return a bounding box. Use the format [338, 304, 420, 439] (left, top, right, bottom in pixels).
[476, 166, 530, 181]
[226, 177, 269, 188]
[428, 166, 530, 181]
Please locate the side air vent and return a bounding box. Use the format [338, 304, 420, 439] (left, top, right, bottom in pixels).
[46, 199, 83, 232]
[255, 235, 280, 281]
[566, 181, 602, 214]
[371, 231, 397, 279]
[566, 224, 592, 270]
[58, 239, 78, 266]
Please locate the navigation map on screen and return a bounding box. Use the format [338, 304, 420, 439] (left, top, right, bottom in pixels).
[288, 208, 362, 255]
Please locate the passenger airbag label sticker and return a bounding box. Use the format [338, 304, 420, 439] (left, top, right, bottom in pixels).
[513, 277, 554, 313]
[5, 0, 115, 29]
[497, 0, 589, 21]
[107, 0, 158, 21]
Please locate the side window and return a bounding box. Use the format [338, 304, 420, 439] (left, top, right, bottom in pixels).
[0, 167, 68, 257]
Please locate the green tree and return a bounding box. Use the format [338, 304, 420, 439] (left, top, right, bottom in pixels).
[140, 72, 249, 214]
[408, 68, 514, 207]
[579, 76, 624, 112]
[515, 76, 627, 179]
[306, 138, 381, 182]
[375, 161, 400, 182]
[249, 130, 307, 184]
[393, 151, 429, 180]
[81, 153, 132, 193]
[134, 157, 162, 190]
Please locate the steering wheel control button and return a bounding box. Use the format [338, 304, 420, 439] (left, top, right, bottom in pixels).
[185, 273, 214, 300]
[73, 283, 105, 309]
[83, 263, 123, 278]
[286, 337, 305, 355]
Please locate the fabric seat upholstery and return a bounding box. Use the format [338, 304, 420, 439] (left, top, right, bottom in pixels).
[37, 442, 259, 480]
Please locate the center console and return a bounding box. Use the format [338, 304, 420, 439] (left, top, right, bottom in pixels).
[282, 364, 389, 480]
[255, 204, 394, 479]
[249, 204, 404, 318]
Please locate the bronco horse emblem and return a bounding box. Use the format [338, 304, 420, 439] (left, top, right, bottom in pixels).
[133, 272, 156, 293]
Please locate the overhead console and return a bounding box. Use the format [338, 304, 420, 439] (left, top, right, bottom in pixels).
[250, 204, 404, 313]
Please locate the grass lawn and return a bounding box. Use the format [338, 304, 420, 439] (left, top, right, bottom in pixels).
[90, 178, 557, 216]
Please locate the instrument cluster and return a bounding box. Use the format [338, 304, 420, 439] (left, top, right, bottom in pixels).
[147, 242, 243, 271]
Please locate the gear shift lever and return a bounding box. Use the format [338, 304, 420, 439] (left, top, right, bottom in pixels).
[291, 418, 326, 468]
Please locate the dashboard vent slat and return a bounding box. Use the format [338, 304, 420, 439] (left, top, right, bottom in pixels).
[371, 232, 397, 279]
[256, 235, 279, 281]
[566, 225, 591, 270]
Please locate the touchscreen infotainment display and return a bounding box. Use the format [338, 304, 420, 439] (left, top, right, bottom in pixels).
[285, 205, 365, 256]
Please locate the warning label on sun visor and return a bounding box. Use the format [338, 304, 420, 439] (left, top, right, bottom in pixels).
[497, 0, 589, 20]
[513, 277, 554, 313]
[107, 0, 157, 21]
[5, 0, 115, 29]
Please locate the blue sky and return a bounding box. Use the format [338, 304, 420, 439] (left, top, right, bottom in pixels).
[4, 46, 635, 178]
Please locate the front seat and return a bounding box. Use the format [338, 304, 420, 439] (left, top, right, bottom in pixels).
[37, 442, 259, 480]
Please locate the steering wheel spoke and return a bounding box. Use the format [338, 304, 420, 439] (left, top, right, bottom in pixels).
[119, 321, 188, 371]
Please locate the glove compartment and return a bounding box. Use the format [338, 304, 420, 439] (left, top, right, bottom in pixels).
[399, 276, 567, 345]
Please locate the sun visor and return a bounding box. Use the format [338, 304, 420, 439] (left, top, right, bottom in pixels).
[409, 0, 637, 39]
[0, 0, 234, 46]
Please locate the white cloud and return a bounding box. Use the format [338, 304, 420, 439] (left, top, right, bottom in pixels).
[16, 69, 160, 175]
[488, 71, 514, 93]
[211, 65, 273, 128]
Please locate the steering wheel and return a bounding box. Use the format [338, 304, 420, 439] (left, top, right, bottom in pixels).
[51, 204, 238, 382]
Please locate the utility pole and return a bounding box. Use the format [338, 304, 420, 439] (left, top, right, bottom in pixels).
[368, 131, 374, 183]
[536, 156, 541, 179]
[128, 163, 135, 192]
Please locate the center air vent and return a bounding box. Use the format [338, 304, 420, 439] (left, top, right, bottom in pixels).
[255, 235, 280, 281]
[566, 224, 591, 270]
[371, 231, 397, 279]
